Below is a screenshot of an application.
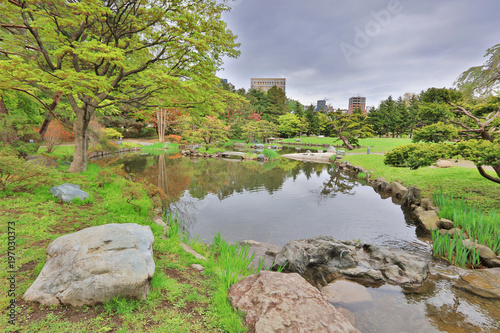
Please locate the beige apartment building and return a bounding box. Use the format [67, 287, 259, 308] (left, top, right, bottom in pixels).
[250, 78, 286, 92]
[348, 96, 366, 114]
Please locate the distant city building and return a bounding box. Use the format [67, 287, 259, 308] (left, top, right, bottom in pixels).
[250, 78, 286, 92]
[316, 100, 326, 111]
[315, 100, 334, 113]
[348, 96, 366, 114]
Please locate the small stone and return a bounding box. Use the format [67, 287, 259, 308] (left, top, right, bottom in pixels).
[462, 239, 499, 267]
[50, 183, 89, 203]
[180, 243, 206, 261]
[152, 216, 168, 234]
[191, 264, 205, 272]
[414, 209, 439, 231]
[436, 160, 453, 168]
[420, 198, 432, 210]
[437, 218, 454, 230]
[391, 182, 408, 199]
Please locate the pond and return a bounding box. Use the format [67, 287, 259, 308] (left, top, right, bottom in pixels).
[98, 151, 500, 333]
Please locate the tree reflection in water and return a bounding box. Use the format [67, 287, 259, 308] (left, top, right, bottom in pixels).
[106, 152, 358, 213]
[320, 166, 357, 198]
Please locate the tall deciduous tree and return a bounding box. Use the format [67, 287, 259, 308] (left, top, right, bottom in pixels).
[278, 113, 301, 138]
[1, 0, 239, 172]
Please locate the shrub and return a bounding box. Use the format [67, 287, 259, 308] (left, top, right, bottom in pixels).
[43, 133, 61, 154]
[167, 134, 181, 143]
[8, 140, 39, 158]
[104, 128, 123, 139]
[384, 143, 454, 169]
[0, 150, 56, 192]
[42, 120, 74, 142]
[140, 127, 157, 138]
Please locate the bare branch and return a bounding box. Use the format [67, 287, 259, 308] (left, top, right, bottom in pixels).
[0, 24, 28, 29]
[0, 49, 27, 57]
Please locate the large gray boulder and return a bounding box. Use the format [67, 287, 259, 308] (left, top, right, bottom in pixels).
[228, 271, 359, 333]
[272, 236, 429, 288]
[50, 183, 89, 202]
[24, 223, 155, 306]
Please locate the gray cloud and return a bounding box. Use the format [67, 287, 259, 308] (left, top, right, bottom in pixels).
[217, 0, 500, 108]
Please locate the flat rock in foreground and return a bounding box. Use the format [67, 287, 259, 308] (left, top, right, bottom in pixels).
[24, 223, 155, 306]
[454, 268, 500, 299]
[228, 271, 359, 333]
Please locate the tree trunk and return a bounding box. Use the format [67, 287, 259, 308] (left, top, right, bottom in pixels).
[158, 154, 168, 193]
[339, 135, 354, 150]
[68, 107, 91, 173]
[0, 96, 8, 115]
[157, 108, 166, 142]
[39, 91, 63, 139]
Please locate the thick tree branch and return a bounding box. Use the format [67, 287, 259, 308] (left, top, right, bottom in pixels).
[20, 7, 57, 71]
[477, 166, 500, 184]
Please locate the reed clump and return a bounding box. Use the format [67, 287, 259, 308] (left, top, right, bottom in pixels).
[433, 192, 500, 254]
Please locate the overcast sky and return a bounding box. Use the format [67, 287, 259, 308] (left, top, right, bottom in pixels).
[216, 0, 500, 109]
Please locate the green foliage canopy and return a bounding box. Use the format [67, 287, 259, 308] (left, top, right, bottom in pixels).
[412, 122, 459, 143]
[0, 0, 240, 172]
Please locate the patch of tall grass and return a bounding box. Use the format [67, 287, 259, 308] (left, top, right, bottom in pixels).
[433, 191, 500, 254]
[262, 148, 279, 160]
[431, 229, 481, 268]
[164, 215, 264, 282]
[210, 233, 259, 288]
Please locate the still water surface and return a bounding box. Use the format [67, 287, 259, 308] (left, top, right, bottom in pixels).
[99, 152, 500, 333]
